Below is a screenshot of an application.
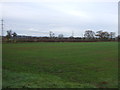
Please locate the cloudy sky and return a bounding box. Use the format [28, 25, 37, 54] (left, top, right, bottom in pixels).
[0, 0, 118, 37]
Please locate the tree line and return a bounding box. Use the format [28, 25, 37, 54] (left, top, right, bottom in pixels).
[2, 30, 119, 42]
[49, 30, 116, 39]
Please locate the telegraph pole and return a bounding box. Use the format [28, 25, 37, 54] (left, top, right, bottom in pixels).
[1, 19, 4, 36]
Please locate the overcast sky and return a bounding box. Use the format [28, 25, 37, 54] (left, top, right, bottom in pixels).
[0, 0, 118, 37]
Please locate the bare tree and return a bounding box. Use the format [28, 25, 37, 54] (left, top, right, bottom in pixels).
[84, 30, 95, 39]
[49, 31, 55, 38]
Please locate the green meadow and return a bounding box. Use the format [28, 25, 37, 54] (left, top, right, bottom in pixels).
[2, 42, 118, 88]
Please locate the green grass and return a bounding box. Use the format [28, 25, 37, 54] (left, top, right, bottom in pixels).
[2, 42, 118, 88]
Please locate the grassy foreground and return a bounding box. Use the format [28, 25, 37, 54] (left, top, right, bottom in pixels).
[2, 42, 118, 88]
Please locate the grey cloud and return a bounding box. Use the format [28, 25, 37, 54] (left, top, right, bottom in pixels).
[1, 2, 118, 36]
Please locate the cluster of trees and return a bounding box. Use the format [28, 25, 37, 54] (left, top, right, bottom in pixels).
[5, 30, 17, 42]
[84, 30, 115, 39]
[49, 30, 116, 39]
[49, 31, 64, 38]
[6, 30, 17, 39]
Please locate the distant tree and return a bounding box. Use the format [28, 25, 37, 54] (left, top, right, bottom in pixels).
[102, 32, 109, 39]
[109, 32, 115, 39]
[84, 30, 95, 39]
[49, 31, 55, 38]
[12, 32, 17, 37]
[6, 30, 12, 40]
[12, 32, 17, 42]
[58, 34, 64, 38]
[95, 30, 103, 38]
[96, 30, 109, 39]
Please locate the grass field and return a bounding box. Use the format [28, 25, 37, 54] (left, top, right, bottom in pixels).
[2, 42, 118, 88]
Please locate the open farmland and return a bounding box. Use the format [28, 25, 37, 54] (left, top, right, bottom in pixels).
[2, 42, 118, 88]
